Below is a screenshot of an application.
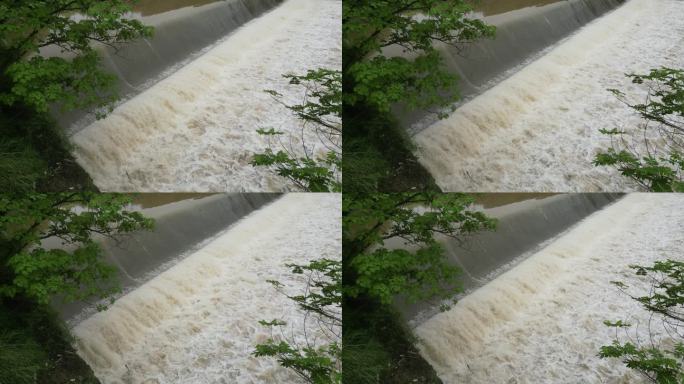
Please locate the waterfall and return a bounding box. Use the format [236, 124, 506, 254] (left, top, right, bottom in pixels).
[57, 0, 283, 129]
[57, 194, 280, 322]
[396, 0, 626, 130]
[398, 194, 621, 321]
[414, 0, 684, 192]
[68, 0, 341, 192]
[415, 194, 684, 383]
[71, 193, 341, 384]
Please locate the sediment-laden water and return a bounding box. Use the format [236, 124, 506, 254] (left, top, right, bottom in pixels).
[71, 193, 341, 383]
[415, 0, 684, 192]
[416, 193, 684, 383]
[71, 0, 341, 192]
[397, 194, 619, 321]
[58, 194, 279, 322]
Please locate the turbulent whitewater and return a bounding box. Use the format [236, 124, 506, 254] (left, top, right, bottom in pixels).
[415, 0, 684, 192]
[416, 194, 684, 383]
[71, 0, 341, 192]
[72, 194, 341, 383]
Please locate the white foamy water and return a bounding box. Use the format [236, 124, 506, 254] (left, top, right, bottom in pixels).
[415, 0, 684, 192]
[416, 193, 684, 383]
[72, 193, 341, 384]
[71, 0, 341, 192]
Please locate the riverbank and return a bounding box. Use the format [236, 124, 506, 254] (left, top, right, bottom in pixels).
[0, 300, 100, 384]
[0, 107, 96, 193]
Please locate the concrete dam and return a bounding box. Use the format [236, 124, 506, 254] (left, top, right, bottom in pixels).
[404, 193, 684, 383]
[61, 0, 341, 192]
[407, 0, 684, 192]
[53, 193, 341, 383]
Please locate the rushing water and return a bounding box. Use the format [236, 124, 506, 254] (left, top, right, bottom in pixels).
[415, 0, 684, 192]
[71, 0, 341, 192]
[132, 0, 223, 16]
[397, 194, 619, 321]
[416, 193, 684, 383]
[71, 193, 341, 384]
[470, 0, 564, 16]
[472, 193, 556, 209]
[58, 194, 278, 322]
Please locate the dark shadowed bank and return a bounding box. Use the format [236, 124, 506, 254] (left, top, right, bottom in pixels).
[0, 299, 99, 384]
[341, 1, 497, 382]
[0, 107, 96, 194]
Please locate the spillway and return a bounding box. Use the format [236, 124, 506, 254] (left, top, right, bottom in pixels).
[398, 194, 621, 321]
[395, 0, 625, 129]
[55, 0, 283, 131]
[69, 0, 341, 192]
[415, 194, 684, 383]
[70, 193, 341, 383]
[414, 0, 684, 192]
[57, 193, 279, 322]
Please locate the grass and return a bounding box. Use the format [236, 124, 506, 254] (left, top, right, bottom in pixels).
[343, 296, 442, 384]
[0, 299, 100, 384]
[343, 105, 439, 193]
[0, 329, 46, 384]
[0, 138, 46, 194]
[0, 106, 97, 193]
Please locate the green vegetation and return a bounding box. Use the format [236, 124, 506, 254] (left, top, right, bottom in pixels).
[0, 2, 155, 381]
[0, 301, 99, 384]
[0, 193, 154, 383]
[343, 0, 495, 192]
[1, 106, 97, 193]
[342, 193, 496, 383]
[600, 260, 684, 383]
[0, 193, 153, 305]
[254, 259, 342, 383]
[252, 69, 342, 192]
[0, 0, 153, 193]
[0, 3, 154, 380]
[594, 68, 684, 191]
[0, 0, 152, 114]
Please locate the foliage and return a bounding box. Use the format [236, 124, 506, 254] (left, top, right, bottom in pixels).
[0, 329, 46, 384]
[344, 108, 440, 193]
[0, 0, 153, 114]
[342, 193, 495, 382]
[343, 0, 495, 114]
[0, 193, 153, 305]
[599, 260, 684, 383]
[0, 138, 46, 193]
[254, 259, 342, 384]
[252, 69, 342, 192]
[0, 102, 97, 194]
[0, 300, 100, 384]
[342, 138, 389, 193]
[341, 329, 389, 383]
[342, 1, 494, 192]
[343, 192, 496, 306]
[0, 0, 145, 192]
[594, 68, 684, 191]
[342, 298, 442, 384]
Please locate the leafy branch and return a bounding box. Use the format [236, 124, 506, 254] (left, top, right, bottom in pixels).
[0, 193, 154, 305]
[594, 68, 684, 192]
[600, 260, 684, 383]
[0, 0, 153, 114]
[252, 69, 342, 192]
[343, 0, 495, 114]
[343, 192, 496, 306]
[254, 259, 342, 384]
